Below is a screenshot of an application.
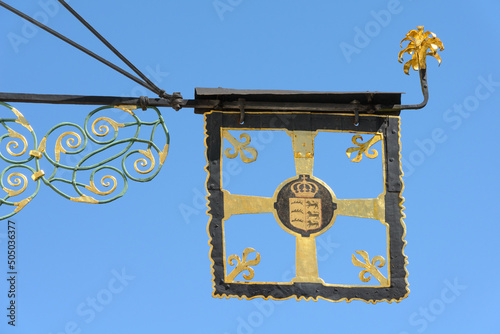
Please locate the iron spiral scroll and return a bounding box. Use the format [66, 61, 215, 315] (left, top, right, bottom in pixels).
[0, 102, 170, 220]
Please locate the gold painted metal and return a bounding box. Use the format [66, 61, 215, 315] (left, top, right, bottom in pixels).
[285, 132, 323, 282]
[222, 126, 384, 285]
[6, 128, 28, 157]
[3, 173, 28, 197]
[287, 130, 317, 175]
[135, 148, 155, 174]
[29, 150, 43, 159]
[38, 137, 47, 154]
[85, 176, 117, 196]
[92, 117, 125, 137]
[55, 132, 81, 162]
[11, 107, 33, 131]
[346, 134, 382, 163]
[222, 129, 257, 163]
[70, 195, 99, 204]
[352, 251, 388, 286]
[336, 193, 385, 222]
[226, 247, 261, 283]
[159, 143, 169, 165]
[293, 237, 323, 283]
[114, 105, 137, 115]
[14, 197, 31, 213]
[31, 170, 45, 182]
[399, 25, 444, 75]
[222, 190, 274, 220]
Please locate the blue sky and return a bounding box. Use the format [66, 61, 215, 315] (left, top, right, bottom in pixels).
[1, 0, 499, 333]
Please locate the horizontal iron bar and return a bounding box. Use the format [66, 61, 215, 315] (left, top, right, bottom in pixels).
[0, 92, 402, 113]
[0, 92, 173, 107]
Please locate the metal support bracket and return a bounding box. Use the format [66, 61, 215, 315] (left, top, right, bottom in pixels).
[238, 98, 246, 124]
[395, 68, 429, 110]
[353, 109, 359, 126]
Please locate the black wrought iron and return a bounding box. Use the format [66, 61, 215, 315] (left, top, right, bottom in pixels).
[0, 90, 405, 115]
[0, 1, 180, 104]
[56, 0, 166, 99]
[0, 1, 437, 116]
[395, 68, 429, 110]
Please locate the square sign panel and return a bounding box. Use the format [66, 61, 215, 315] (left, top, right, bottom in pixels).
[204, 109, 407, 303]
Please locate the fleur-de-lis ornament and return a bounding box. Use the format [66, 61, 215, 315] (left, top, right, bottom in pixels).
[398, 25, 444, 75]
[226, 248, 261, 283]
[351, 250, 388, 286]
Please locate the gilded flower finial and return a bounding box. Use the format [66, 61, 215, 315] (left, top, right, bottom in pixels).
[398, 26, 444, 75]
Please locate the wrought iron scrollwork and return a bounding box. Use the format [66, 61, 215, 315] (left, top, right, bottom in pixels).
[0, 102, 169, 219]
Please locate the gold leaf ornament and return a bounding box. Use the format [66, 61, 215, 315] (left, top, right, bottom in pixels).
[6, 128, 28, 157]
[134, 148, 155, 174]
[159, 143, 169, 165]
[70, 195, 99, 204]
[346, 134, 382, 163]
[30, 138, 46, 159]
[85, 175, 117, 196]
[11, 107, 33, 131]
[55, 132, 82, 162]
[2, 173, 28, 197]
[14, 198, 31, 213]
[351, 250, 388, 286]
[91, 117, 125, 137]
[398, 25, 444, 75]
[114, 105, 136, 116]
[226, 248, 261, 282]
[222, 130, 258, 163]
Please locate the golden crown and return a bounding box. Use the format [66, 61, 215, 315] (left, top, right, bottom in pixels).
[291, 175, 318, 198]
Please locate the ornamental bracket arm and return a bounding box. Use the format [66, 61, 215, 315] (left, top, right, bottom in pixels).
[377, 25, 444, 112]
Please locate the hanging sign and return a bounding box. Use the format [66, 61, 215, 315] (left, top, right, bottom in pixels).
[200, 89, 407, 303]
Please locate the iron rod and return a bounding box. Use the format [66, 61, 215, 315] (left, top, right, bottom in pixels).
[0, 1, 159, 96]
[56, 0, 168, 98]
[0, 92, 404, 114]
[394, 68, 428, 110]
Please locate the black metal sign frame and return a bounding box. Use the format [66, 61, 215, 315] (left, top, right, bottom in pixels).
[205, 110, 408, 303]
